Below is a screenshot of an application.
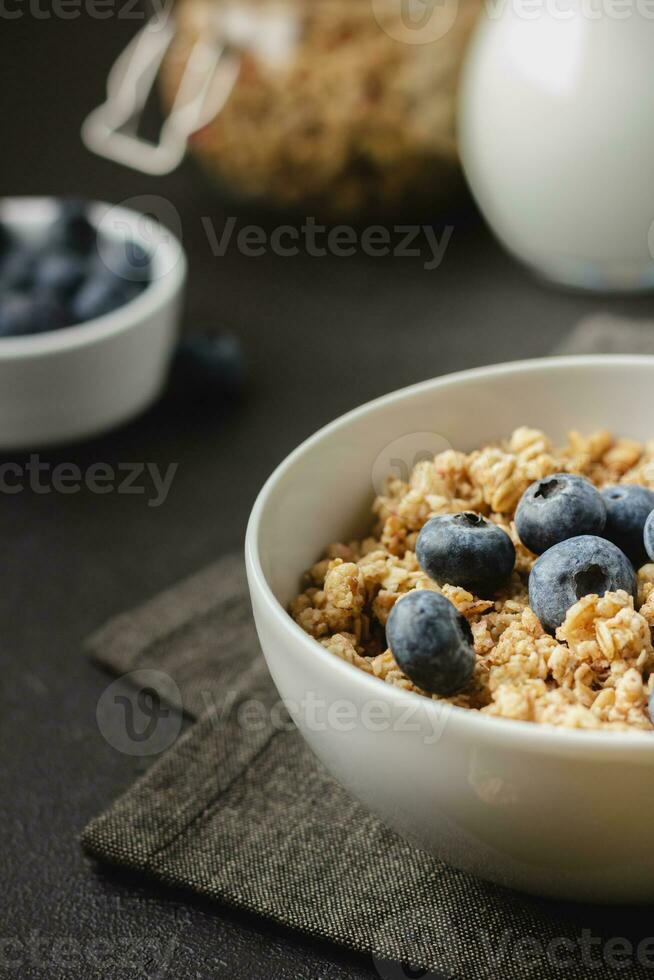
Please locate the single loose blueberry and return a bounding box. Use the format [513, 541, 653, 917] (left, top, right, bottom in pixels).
[515, 473, 606, 555]
[70, 272, 139, 323]
[529, 535, 636, 634]
[386, 589, 475, 696]
[644, 510, 654, 564]
[416, 512, 515, 596]
[34, 247, 88, 299]
[50, 199, 96, 254]
[170, 334, 245, 399]
[601, 484, 654, 568]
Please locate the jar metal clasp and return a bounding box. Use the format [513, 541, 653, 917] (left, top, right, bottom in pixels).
[81, 14, 240, 175]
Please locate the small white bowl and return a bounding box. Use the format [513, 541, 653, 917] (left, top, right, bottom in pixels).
[246, 356, 654, 903]
[0, 197, 186, 448]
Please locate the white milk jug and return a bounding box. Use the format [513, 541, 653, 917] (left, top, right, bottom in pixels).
[458, 3, 654, 292]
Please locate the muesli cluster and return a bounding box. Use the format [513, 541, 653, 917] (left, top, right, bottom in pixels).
[290, 428, 654, 731]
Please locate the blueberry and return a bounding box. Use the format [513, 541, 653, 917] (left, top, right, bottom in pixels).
[644, 510, 654, 564]
[50, 199, 96, 254]
[170, 334, 245, 399]
[601, 484, 654, 568]
[386, 589, 475, 696]
[416, 512, 515, 596]
[0, 222, 13, 263]
[29, 291, 70, 333]
[34, 248, 88, 299]
[515, 473, 606, 555]
[70, 272, 139, 323]
[0, 292, 36, 336]
[0, 290, 68, 336]
[0, 246, 37, 291]
[98, 237, 151, 284]
[529, 535, 636, 634]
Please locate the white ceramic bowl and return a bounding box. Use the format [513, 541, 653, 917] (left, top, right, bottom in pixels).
[246, 356, 654, 904]
[0, 197, 186, 448]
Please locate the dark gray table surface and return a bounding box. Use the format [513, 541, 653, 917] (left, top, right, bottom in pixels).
[2, 13, 654, 980]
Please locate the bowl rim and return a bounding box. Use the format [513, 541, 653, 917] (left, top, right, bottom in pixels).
[246, 354, 654, 756]
[0, 196, 186, 358]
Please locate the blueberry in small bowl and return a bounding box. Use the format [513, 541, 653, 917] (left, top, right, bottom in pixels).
[0, 289, 69, 337]
[49, 197, 97, 254]
[0, 221, 11, 262]
[0, 245, 37, 292]
[0, 292, 39, 338]
[70, 269, 142, 325]
[0, 197, 152, 339]
[34, 248, 89, 300]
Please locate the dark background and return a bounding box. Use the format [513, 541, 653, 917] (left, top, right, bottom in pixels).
[2, 9, 654, 980]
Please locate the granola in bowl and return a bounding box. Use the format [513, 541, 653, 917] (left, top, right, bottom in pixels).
[290, 427, 654, 732]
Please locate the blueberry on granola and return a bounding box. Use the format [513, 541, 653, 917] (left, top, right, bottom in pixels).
[644, 510, 654, 564]
[529, 535, 637, 634]
[515, 473, 606, 555]
[601, 484, 654, 568]
[416, 512, 515, 596]
[386, 589, 475, 696]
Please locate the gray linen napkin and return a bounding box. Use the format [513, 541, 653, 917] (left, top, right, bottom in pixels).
[83, 317, 654, 979]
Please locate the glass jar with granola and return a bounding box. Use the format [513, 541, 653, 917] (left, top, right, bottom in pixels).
[157, 0, 480, 217]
